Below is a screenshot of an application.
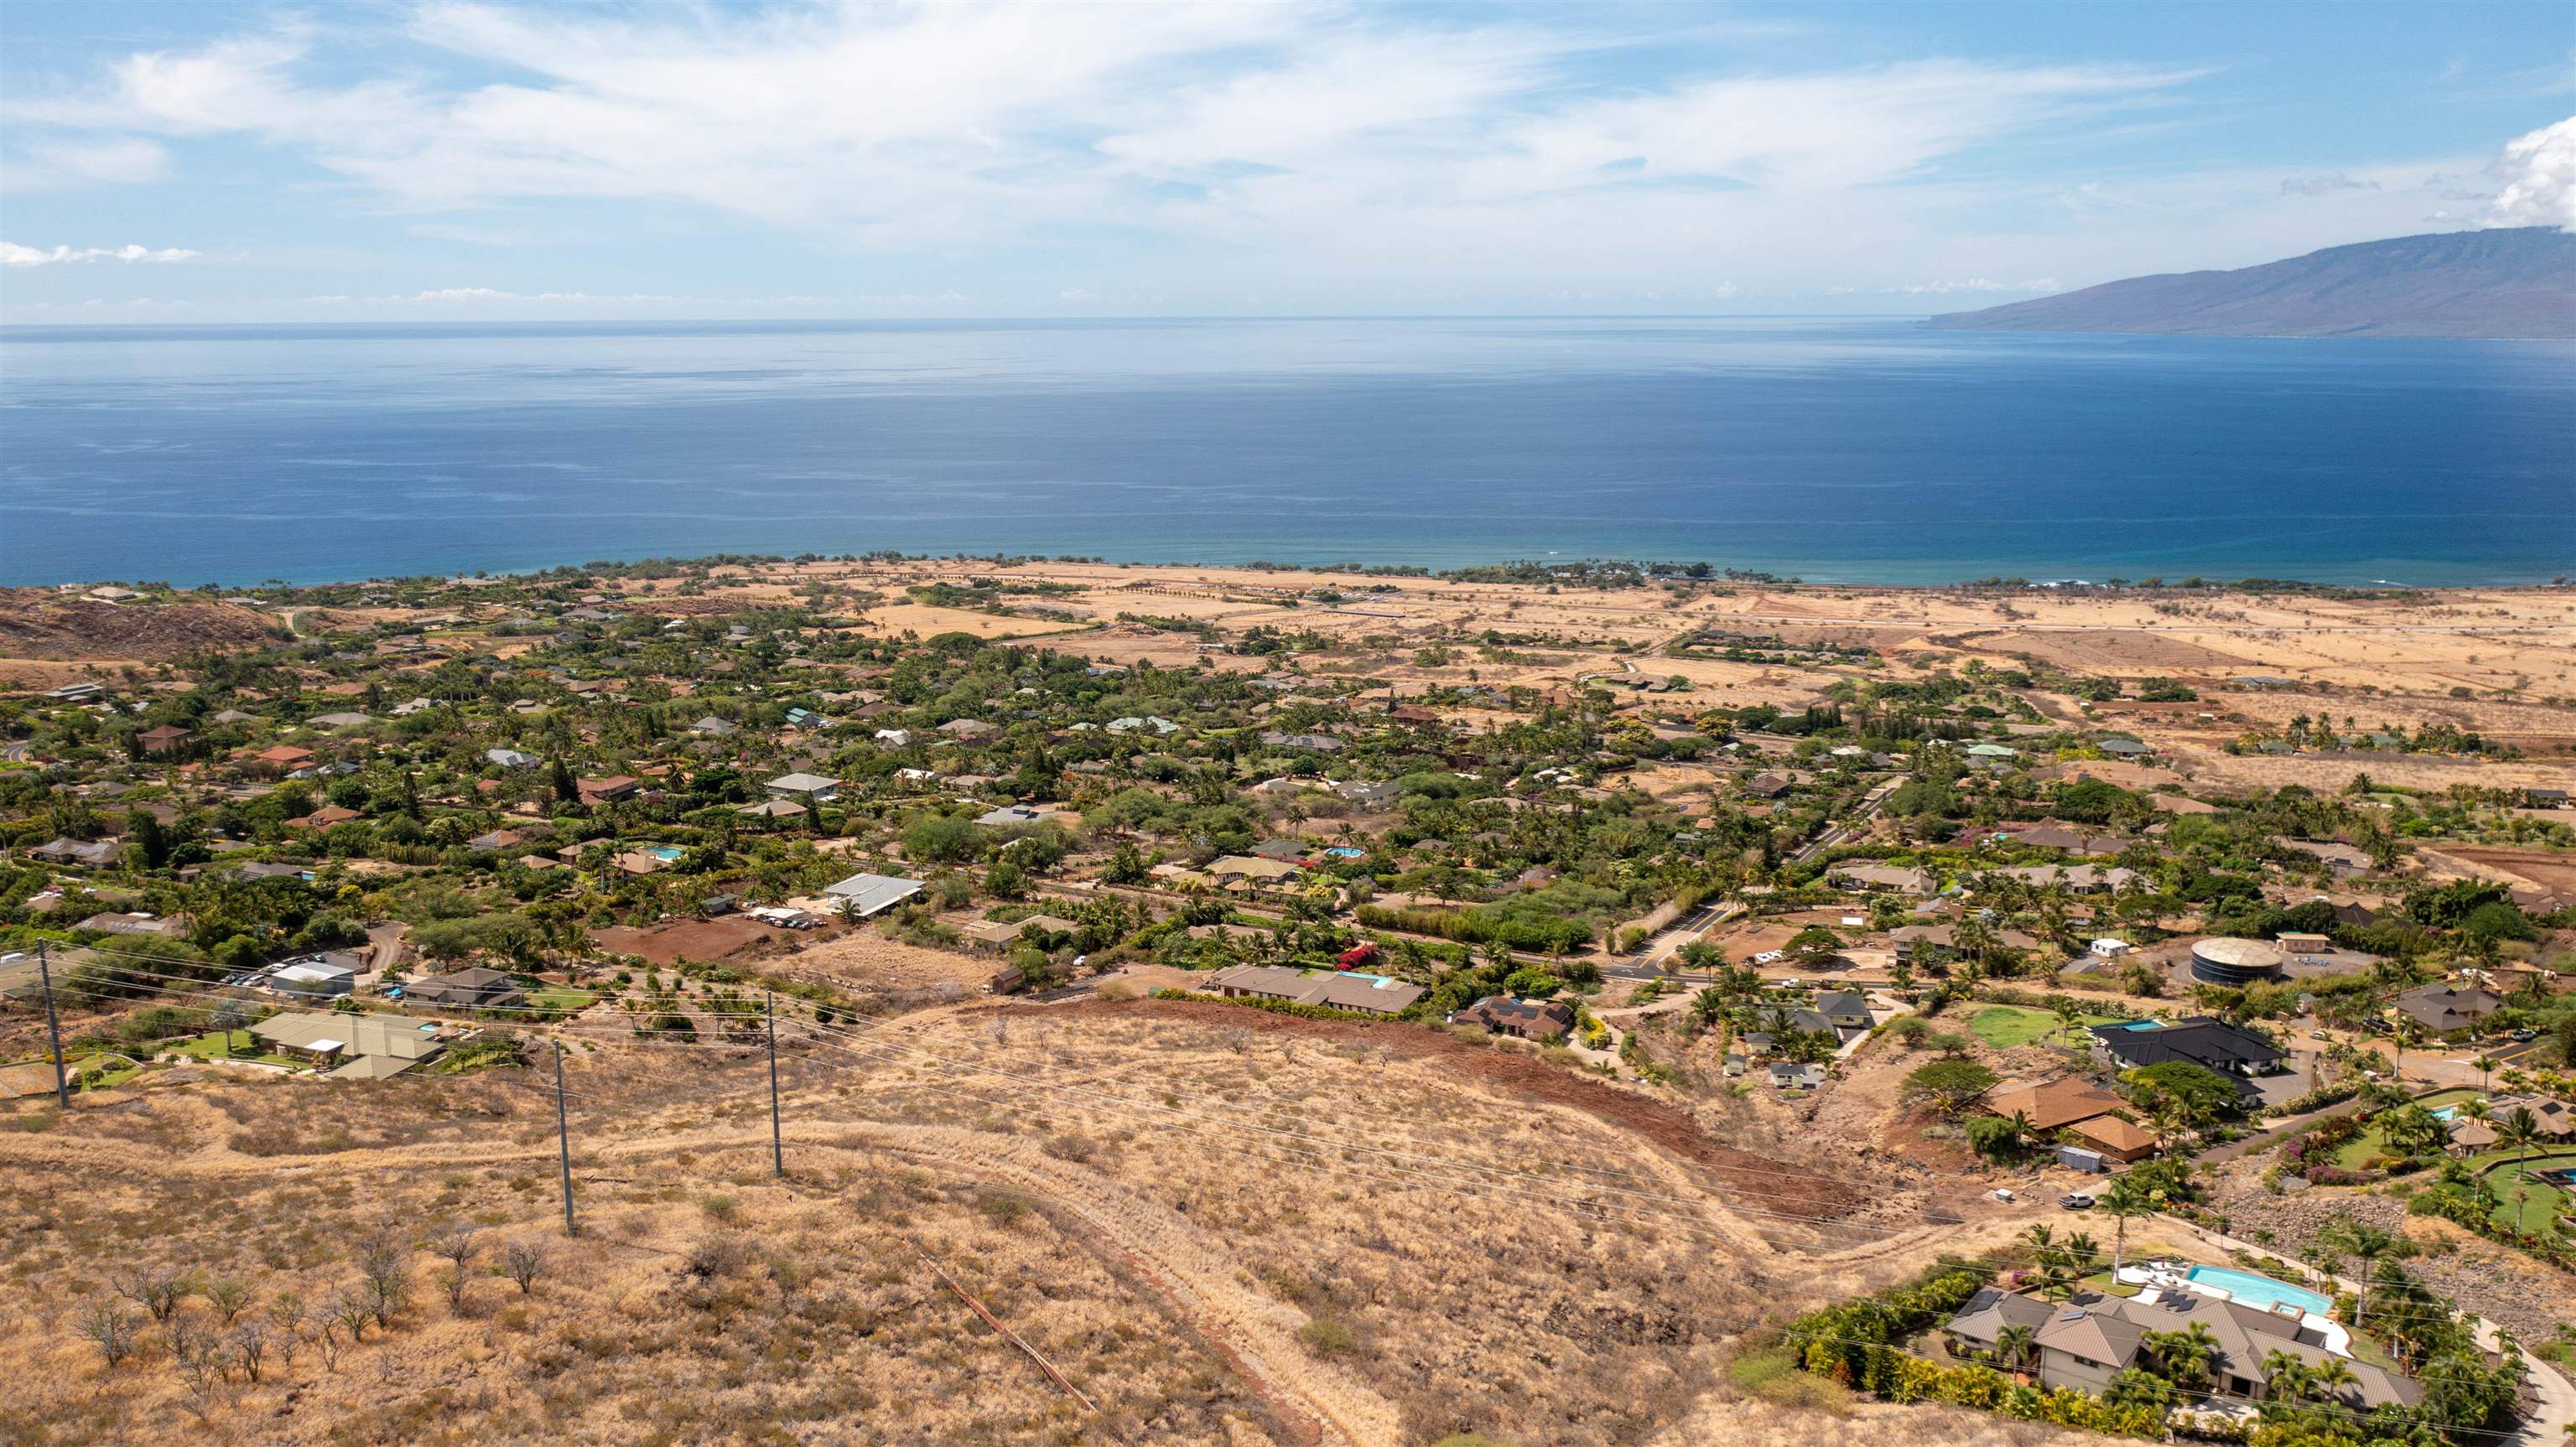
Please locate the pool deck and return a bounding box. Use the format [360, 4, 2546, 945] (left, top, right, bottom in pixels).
[2166, 1220, 2573, 1447]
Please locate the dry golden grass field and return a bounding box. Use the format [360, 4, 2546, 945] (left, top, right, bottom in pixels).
[0, 999, 2112, 1447]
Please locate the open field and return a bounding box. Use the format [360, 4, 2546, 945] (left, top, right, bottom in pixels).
[0, 998, 2104, 1447]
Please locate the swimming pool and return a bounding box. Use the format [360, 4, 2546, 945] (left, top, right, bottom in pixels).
[2184, 1266, 2333, 1317]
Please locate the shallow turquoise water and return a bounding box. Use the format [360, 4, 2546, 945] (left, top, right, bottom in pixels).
[2185, 1265, 2333, 1316]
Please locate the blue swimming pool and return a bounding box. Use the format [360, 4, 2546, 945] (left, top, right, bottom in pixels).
[2184, 1266, 2332, 1317]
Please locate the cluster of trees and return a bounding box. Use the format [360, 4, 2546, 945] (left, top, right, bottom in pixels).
[76, 1227, 552, 1416]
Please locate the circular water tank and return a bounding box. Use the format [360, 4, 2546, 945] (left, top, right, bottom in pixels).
[2190, 936, 2286, 985]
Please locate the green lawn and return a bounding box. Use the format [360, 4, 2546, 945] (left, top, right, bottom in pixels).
[526, 987, 595, 1012]
[65, 1053, 146, 1091]
[1966, 1004, 2119, 1050]
[2331, 1126, 2396, 1170]
[167, 1029, 302, 1069]
[2477, 1151, 2575, 1238]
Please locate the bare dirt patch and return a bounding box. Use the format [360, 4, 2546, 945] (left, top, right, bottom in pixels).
[0, 590, 283, 665]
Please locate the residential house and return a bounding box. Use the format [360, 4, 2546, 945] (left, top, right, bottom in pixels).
[270, 953, 361, 1002]
[1457, 995, 1575, 1041]
[1332, 779, 1400, 808]
[138, 724, 192, 755]
[961, 915, 1083, 951]
[1981, 1077, 2134, 1133]
[486, 748, 540, 770]
[2392, 983, 2501, 1035]
[247, 744, 315, 773]
[402, 967, 527, 1011]
[689, 716, 738, 737]
[1992, 864, 2140, 894]
[74, 910, 187, 938]
[822, 872, 926, 917]
[1945, 1287, 2416, 1410]
[309, 711, 375, 729]
[1207, 856, 1304, 889]
[1768, 1061, 1829, 1089]
[2066, 1114, 2160, 1163]
[287, 805, 362, 830]
[763, 772, 842, 804]
[2088, 1017, 2283, 1087]
[1996, 824, 2132, 857]
[577, 775, 641, 806]
[974, 804, 1046, 827]
[937, 718, 998, 740]
[251, 1011, 451, 1080]
[1107, 715, 1179, 736]
[29, 837, 120, 868]
[1832, 864, 1935, 895]
[1810, 990, 1874, 1038]
[1259, 731, 1344, 754]
[1742, 773, 1790, 799]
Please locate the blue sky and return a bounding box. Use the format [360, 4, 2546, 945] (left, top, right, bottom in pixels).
[3, 1, 2569, 322]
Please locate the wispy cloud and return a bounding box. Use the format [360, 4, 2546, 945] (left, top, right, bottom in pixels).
[1, 241, 199, 267]
[7, 5, 2202, 249]
[2279, 172, 2381, 197]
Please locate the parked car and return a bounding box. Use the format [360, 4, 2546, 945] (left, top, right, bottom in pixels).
[2060, 1192, 2096, 1211]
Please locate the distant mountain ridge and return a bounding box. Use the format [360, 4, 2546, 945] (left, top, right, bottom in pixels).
[1927, 227, 2576, 339]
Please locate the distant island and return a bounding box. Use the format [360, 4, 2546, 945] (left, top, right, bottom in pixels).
[1928, 226, 2576, 339]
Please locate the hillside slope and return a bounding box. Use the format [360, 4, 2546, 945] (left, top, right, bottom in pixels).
[1928, 226, 2576, 338]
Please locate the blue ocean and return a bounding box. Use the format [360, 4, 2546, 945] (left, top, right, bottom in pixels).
[3, 317, 2569, 587]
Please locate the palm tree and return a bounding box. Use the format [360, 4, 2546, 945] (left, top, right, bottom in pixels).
[2497, 1105, 2542, 1164]
[1687, 988, 1727, 1037]
[2062, 1232, 2104, 1278]
[1994, 1323, 2040, 1375]
[2261, 1349, 2314, 1403]
[2101, 1174, 2154, 1275]
[2329, 1222, 2396, 1328]
[2146, 1323, 2217, 1392]
[2306, 1356, 2359, 1407]
[2476, 1055, 2499, 1093]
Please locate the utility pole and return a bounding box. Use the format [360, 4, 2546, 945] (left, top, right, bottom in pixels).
[766, 991, 784, 1178]
[38, 942, 68, 1107]
[553, 1039, 576, 1235]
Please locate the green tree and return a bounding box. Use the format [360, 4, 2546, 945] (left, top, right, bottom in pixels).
[1901, 1059, 1998, 1119]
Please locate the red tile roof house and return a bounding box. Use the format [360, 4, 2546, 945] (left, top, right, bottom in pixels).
[246, 744, 315, 774]
[577, 775, 641, 806]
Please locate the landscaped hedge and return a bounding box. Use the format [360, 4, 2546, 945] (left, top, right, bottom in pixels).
[1857, 1354, 2167, 1439]
[1780, 1260, 2165, 1440]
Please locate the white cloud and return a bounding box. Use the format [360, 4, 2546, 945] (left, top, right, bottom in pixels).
[1897, 277, 2060, 295]
[2279, 172, 2379, 197]
[3, 136, 170, 189]
[2485, 116, 2576, 229]
[1, 241, 199, 267]
[8, 5, 2201, 256]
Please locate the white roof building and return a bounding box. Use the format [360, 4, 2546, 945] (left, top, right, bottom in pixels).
[822, 872, 926, 917]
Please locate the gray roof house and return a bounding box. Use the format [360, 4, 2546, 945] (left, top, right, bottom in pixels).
[1945, 1286, 2418, 1411]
